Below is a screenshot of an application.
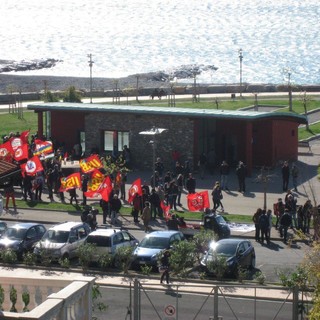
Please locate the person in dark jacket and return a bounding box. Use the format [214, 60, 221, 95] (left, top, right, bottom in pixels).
[252, 208, 262, 242]
[236, 161, 246, 193]
[279, 209, 292, 243]
[186, 173, 196, 194]
[160, 250, 171, 284]
[282, 161, 290, 191]
[259, 210, 270, 244]
[110, 194, 122, 225]
[149, 188, 161, 220]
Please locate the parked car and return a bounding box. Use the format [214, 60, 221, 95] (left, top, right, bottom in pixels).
[0, 222, 46, 258]
[131, 230, 185, 269]
[201, 238, 256, 277]
[34, 222, 91, 260]
[85, 228, 139, 262]
[0, 221, 7, 237]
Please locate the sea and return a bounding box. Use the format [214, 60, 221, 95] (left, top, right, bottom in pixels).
[0, 0, 319, 85]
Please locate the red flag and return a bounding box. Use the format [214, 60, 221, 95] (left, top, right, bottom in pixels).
[20, 130, 30, 144]
[79, 154, 103, 173]
[10, 136, 23, 151]
[13, 144, 29, 161]
[160, 201, 171, 221]
[128, 178, 142, 203]
[187, 191, 210, 212]
[59, 172, 82, 192]
[85, 175, 113, 201]
[20, 156, 44, 176]
[0, 141, 14, 161]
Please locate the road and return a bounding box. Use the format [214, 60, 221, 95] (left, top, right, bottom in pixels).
[93, 285, 294, 320]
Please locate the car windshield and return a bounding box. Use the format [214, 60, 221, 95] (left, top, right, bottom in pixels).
[139, 236, 169, 249]
[42, 230, 69, 243]
[5, 227, 27, 240]
[209, 243, 237, 257]
[87, 235, 111, 247]
[215, 215, 227, 224]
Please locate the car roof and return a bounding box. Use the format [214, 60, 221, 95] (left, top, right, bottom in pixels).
[215, 238, 249, 245]
[48, 222, 86, 231]
[88, 229, 124, 237]
[144, 230, 182, 238]
[10, 222, 43, 229]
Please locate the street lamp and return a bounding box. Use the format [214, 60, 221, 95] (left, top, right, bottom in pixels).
[283, 67, 293, 111]
[87, 54, 94, 103]
[238, 48, 243, 97]
[139, 127, 168, 188]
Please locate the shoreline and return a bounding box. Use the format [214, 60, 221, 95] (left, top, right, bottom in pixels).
[0, 73, 320, 96]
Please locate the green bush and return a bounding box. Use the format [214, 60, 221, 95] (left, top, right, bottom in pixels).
[192, 229, 218, 263]
[77, 243, 96, 272]
[207, 256, 228, 280]
[23, 252, 37, 266]
[169, 241, 197, 277]
[1, 250, 18, 264]
[114, 246, 134, 274]
[98, 253, 113, 270]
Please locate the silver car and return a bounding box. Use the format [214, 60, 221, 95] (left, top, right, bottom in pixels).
[34, 222, 91, 260]
[85, 228, 139, 262]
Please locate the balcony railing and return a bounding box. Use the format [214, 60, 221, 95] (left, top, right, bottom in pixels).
[0, 274, 95, 319]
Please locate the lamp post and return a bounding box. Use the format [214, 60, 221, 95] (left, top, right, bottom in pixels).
[87, 54, 94, 103]
[238, 48, 243, 97]
[284, 67, 293, 112]
[139, 127, 167, 188]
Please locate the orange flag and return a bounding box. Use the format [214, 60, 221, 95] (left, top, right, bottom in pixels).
[59, 172, 82, 192]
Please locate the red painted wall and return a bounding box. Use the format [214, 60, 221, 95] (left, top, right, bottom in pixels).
[50, 111, 85, 151]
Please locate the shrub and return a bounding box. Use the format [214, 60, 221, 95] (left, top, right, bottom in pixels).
[58, 257, 70, 269]
[1, 250, 18, 264]
[254, 271, 267, 285]
[169, 241, 197, 277]
[77, 243, 96, 272]
[23, 252, 37, 266]
[192, 229, 218, 263]
[207, 256, 228, 280]
[114, 246, 134, 274]
[98, 253, 113, 271]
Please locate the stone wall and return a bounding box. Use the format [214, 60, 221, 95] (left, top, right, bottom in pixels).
[85, 112, 194, 171]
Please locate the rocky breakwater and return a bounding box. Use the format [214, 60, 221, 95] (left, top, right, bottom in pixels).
[0, 58, 62, 73]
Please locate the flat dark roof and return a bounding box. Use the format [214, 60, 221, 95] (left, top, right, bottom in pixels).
[27, 102, 307, 123]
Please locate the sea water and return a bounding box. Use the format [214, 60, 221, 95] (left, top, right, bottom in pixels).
[0, 0, 319, 84]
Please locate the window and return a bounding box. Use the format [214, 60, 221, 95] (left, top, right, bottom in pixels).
[104, 130, 129, 152]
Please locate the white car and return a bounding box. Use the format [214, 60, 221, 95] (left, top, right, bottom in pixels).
[34, 222, 91, 260]
[85, 228, 139, 262]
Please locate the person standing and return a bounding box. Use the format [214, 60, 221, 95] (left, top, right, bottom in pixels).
[266, 209, 273, 242]
[81, 174, 88, 205]
[259, 210, 270, 244]
[291, 163, 299, 192]
[110, 194, 122, 225]
[279, 209, 292, 244]
[236, 161, 246, 193]
[160, 250, 171, 284]
[211, 181, 224, 212]
[274, 198, 285, 230]
[149, 188, 161, 220]
[282, 161, 290, 191]
[186, 173, 196, 194]
[141, 201, 151, 232]
[131, 193, 142, 223]
[4, 178, 16, 211]
[220, 160, 230, 191]
[252, 208, 262, 242]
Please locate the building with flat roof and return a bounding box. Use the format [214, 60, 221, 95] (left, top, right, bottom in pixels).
[27, 102, 307, 175]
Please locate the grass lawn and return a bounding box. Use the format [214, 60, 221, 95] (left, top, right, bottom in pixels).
[15, 199, 255, 224]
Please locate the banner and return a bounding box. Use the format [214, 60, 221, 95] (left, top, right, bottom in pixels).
[20, 130, 30, 144]
[79, 154, 103, 173]
[13, 143, 29, 161]
[20, 156, 44, 176]
[85, 175, 113, 201]
[160, 201, 171, 221]
[187, 191, 210, 212]
[0, 140, 14, 161]
[59, 172, 82, 192]
[128, 178, 142, 203]
[33, 139, 53, 157]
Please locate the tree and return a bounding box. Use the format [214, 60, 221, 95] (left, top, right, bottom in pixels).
[300, 91, 311, 131]
[63, 86, 82, 103]
[43, 90, 59, 102]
